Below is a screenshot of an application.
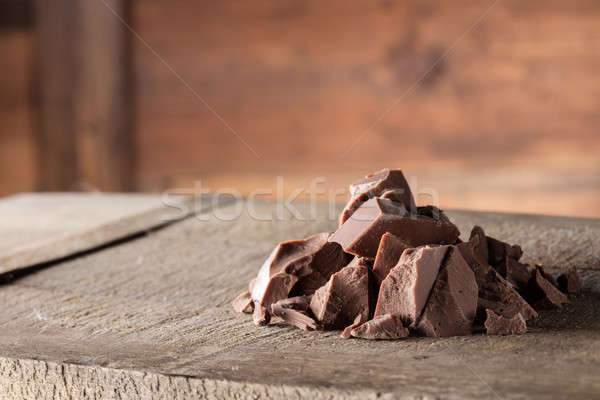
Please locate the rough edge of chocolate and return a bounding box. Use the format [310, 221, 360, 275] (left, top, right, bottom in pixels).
[232, 291, 254, 314]
[253, 301, 271, 326]
[484, 309, 527, 335]
[341, 314, 366, 339]
[557, 266, 582, 296]
[350, 314, 409, 340]
[526, 267, 569, 310]
[271, 299, 320, 331]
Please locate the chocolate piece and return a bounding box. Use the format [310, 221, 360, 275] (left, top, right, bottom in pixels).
[487, 235, 523, 265]
[232, 291, 254, 314]
[310, 264, 371, 329]
[498, 258, 531, 292]
[271, 297, 319, 331]
[341, 314, 365, 339]
[416, 205, 452, 224]
[457, 239, 537, 321]
[416, 247, 478, 337]
[351, 314, 409, 340]
[469, 226, 489, 263]
[330, 198, 459, 259]
[557, 266, 581, 296]
[536, 265, 559, 288]
[484, 309, 527, 335]
[251, 232, 347, 324]
[346, 256, 373, 269]
[372, 232, 410, 285]
[252, 302, 270, 326]
[374, 245, 449, 326]
[340, 169, 415, 225]
[526, 266, 569, 310]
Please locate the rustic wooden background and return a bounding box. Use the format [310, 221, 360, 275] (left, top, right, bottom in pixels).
[1, 0, 599, 217]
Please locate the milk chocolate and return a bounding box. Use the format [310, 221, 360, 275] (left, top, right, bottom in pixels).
[536, 265, 559, 288]
[341, 314, 366, 339]
[372, 232, 410, 285]
[232, 291, 254, 314]
[330, 198, 459, 259]
[457, 239, 537, 321]
[310, 264, 371, 329]
[484, 309, 527, 335]
[374, 245, 449, 326]
[253, 302, 270, 326]
[526, 266, 569, 310]
[469, 226, 489, 263]
[340, 169, 415, 225]
[250, 232, 346, 324]
[557, 266, 581, 296]
[350, 314, 409, 340]
[417, 205, 452, 224]
[416, 247, 478, 337]
[271, 296, 319, 331]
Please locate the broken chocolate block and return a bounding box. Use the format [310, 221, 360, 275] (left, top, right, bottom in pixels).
[372, 232, 410, 285]
[351, 314, 409, 340]
[457, 239, 537, 322]
[341, 314, 365, 339]
[232, 291, 254, 314]
[310, 264, 370, 329]
[557, 266, 581, 296]
[484, 309, 527, 335]
[526, 266, 569, 310]
[340, 169, 415, 225]
[374, 245, 450, 326]
[416, 247, 478, 337]
[271, 297, 319, 331]
[330, 198, 459, 259]
[250, 232, 347, 324]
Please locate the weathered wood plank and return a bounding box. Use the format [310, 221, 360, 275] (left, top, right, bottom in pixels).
[0, 193, 198, 273]
[0, 200, 598, 399]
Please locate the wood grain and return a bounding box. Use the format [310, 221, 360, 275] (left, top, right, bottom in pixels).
[0, 199, 598, 399]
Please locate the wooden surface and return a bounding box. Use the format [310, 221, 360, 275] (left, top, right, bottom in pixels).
[0, 193, 198, 274]
[0, 196, 598, 399]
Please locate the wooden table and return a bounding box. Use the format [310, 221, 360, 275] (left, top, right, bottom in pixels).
[0, 194, 599, 399]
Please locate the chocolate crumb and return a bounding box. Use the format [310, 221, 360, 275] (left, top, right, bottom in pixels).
[484, 309, 527, 335]
[232, 291, 254, 314]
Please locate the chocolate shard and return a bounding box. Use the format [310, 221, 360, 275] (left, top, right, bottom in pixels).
[469, 226, 489, 263]
[557, 266, 581, 296]
[251, 232, 347, 324]
[232, 291, 254, 314]
[372, 232, 410, 286]
[416, 205, 452, 224]
[330, 198, 459, 259]
[457, 239, 537, 322]
[500, 258, 531, 292]
[536, 265, 559, 288]
[351, 314, 409, 340]
[252, 302, 270, 326]
[341, 314, 366, 339]
[487, 235, 523, 266]
[484, 309, 527, 335]
[271, 298, 319, 331]
[374, 245, 450, 326]
[416, 247, 478, 337]
[526, 266, 569, 310]
[339, 169, 415, 226]
[310, 264, 371, 329]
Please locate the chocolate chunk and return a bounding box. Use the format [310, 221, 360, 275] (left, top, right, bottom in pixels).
[374, 245, 450, 326]
[484, 309, 527, 335]
[340, 169, 415, 225]
[526, 266, 569, 310]
[487, 235, 523, 265]
[457, 239, 537, 321]
[536, 265, 559, 288]
[469, 226, 489, 263]
[252, 302, 270, 326]
[346, 256, 373, 269]
[416, 205, 452, 224]
[310, 264, 371, 329]
[271, 297, 319, 331]
[232, 291, 254, 314]
[251, 232, 347, 324]
[372, 232, 410, 286]
[497, 258, 531, 292]
[351, 314, 409, 340]
[341, 314, 365, 339]
[330, 198, 459, 259]
[557, 266, 581, 296]
[416, 247, 478, 337]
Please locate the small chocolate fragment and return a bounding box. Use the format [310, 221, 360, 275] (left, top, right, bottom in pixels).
[372, 232, 410, 285]
[416, 205, 452, 224]
[251, 232, 347, 325]
[271, 297, 319, 331]
[232, 291, 254, 314]
[499, 258, 531, 292]
[341, 314, 365, 339]
[253, 302, 270, 326]
[351, 314, 409, 340]
[469, 226, 489, 263]
[416, 247, 478, 337]
[536, 265, 559, 288]
[557, 266, 581, 296]
[310, 264, 370, 329]
[340, 169, 415, 225]
[457, 239, 537, 322]
[330, 198, 459, 259]
[484, 309, 527, 335]
[526, 266, 569, 310]
[374, 245, 450, 326]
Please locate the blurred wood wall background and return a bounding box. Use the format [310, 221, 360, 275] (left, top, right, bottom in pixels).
[0, 0, 599, 217]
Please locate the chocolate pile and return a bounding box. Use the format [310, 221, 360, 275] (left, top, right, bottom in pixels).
[233, 169, 581, 339]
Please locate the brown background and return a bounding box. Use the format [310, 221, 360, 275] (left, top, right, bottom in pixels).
[1, 0, 599, 217]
